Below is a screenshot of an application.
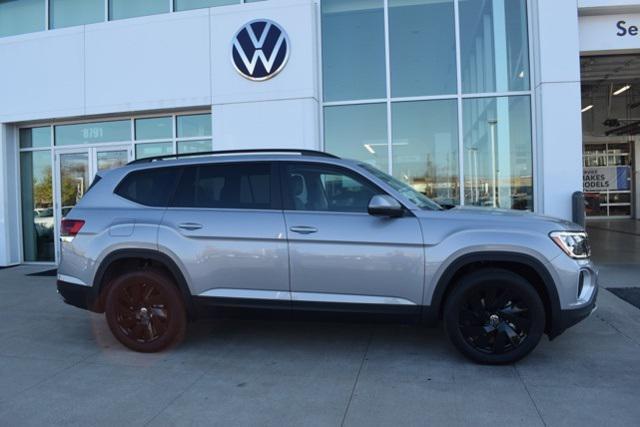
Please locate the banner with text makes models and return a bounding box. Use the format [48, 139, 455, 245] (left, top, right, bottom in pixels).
[583, 166, 631, 191]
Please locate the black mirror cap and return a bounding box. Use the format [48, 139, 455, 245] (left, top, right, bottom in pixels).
[368, 195, 404, 218]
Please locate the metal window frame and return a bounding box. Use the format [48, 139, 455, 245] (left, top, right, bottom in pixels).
[319, 0, 536, 211]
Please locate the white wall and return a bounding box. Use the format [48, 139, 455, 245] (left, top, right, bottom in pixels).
[531, 0, 584, 221]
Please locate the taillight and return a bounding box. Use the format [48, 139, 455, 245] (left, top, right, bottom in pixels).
[60, 219, 85, 239]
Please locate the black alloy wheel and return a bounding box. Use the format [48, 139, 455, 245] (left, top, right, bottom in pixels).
[105, 269, 186, 353]
[444, 268, 545, 364]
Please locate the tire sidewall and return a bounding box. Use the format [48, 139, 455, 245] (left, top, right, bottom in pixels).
[104, 270, 186, 353]
[444, 269, 545, 364]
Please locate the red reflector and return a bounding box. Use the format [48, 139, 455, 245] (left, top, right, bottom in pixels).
[60, 219, 85, 237]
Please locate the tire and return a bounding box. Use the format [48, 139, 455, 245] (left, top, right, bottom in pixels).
[443, 268, 545, 364]
[104, 269, 187, 353]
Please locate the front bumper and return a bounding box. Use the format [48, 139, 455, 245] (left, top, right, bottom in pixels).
[551, 283, 598, 338]
[57, 280, 98, 312]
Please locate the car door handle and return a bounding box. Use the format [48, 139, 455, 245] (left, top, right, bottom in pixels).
[178, 222, 203, 231]
[289, 226, 318, 234]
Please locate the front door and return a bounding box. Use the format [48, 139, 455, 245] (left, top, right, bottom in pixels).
[54, 145, 131, 260]
[281, 162, 425, 309]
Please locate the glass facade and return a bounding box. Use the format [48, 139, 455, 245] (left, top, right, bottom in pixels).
[322, 0, 533, 210]
[109, 0, 169, 21]
[49, 0, 104, 29]
[0, 0, 44, 37]
[20, 150, 54, 262]
[321, 0, 386, 102]
[174, 0, 238, 12]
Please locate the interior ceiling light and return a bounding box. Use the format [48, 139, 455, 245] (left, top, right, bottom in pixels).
[363, 144, 375, 154]
[613, 85, 631, 95]
[581, 105, 593, 113]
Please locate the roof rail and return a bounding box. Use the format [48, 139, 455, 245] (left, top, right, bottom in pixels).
[128, 149, 340, 165]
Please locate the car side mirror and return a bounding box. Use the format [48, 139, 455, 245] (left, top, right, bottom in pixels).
[368, 195, 404, 218]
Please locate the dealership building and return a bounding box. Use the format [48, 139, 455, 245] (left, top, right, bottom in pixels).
[0, 0, 638, 266]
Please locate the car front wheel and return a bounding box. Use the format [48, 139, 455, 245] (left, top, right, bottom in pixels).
[104, 269, 186, 353]
[443, 268, 545, 364]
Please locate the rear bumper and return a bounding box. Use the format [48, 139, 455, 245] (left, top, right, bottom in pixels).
[57, 280, 99, 312]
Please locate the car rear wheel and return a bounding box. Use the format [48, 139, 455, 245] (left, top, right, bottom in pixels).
[443, 268, 545, 364]
[104, 269, 186, 353]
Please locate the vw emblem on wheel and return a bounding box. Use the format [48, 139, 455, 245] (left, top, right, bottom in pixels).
[231, 19, 290, 81]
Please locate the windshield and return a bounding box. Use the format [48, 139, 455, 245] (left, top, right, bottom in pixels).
[359, 164, 442, 211]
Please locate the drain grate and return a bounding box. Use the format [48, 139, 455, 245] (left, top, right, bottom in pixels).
[608, 287, 640, 310]
[27, 269, 57, 277]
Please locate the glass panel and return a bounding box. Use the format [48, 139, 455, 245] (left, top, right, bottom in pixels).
[321, 0, 386, 101]
[283, 163, 377, 213]
[97, 150, 128, 172]
[172, 163, 272, 209]
[392, 99, 459, 208]
[389, 0, 456, 97]
[174, 0, 238, 11]
[0, 0, 44, 37]
[109, 0, 169, 20]
[463, 95, 533, 210]
[585, 193, 607, 217]
[135, 142, 173, 159]
[55, 120, 131, 146]
[459, 0, 530, 94]
[177, 114, 212, 138]
[609, 205, 631, 216]
[59, 152, 89, 216]
[20, 127, 51, 149]
[116, 167, 178, 207]
[50, 0, 104, 29]
[324, 103, 388, 173]
[20, 150, 54, 262]
[135, 117, 172, 140]
[178, 139, 212, 154]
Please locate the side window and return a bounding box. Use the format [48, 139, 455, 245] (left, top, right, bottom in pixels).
[171, 162, 273, 209]
[115, 167, 179, 207]
[283, 163, 379, 213]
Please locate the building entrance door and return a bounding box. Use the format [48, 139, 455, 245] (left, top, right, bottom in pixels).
[54, 145, 131, 260]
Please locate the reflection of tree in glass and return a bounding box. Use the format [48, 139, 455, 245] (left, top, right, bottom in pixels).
[33, 166, 53, 209]
[61, 163, 86, 207]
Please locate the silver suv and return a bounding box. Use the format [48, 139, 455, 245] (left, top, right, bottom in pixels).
[57, 150, 597, 364]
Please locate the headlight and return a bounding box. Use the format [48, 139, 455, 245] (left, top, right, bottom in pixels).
[549, 231, 591, 259]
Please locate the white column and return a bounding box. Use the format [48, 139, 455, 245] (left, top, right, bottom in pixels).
[0, 124, 21, 266]
[634, 137, 640, 220]
[531, 0, 583, 221]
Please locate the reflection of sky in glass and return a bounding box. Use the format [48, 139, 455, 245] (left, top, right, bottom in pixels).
[177, 114, 212, 138]
[389, 0, 456, 97]
[49, 0, 104, 29]
[459, 0, 529, 93]
[322, 0, 386, 101]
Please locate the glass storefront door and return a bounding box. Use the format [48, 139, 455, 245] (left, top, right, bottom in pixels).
[54, 145, 131, 260]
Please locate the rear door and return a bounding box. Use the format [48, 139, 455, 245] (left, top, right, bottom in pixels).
[281, 162, 424, 309]
[158, 162, 290, 303]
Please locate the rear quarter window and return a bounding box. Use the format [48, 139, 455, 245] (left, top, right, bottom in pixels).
[115, 167, 179, 207]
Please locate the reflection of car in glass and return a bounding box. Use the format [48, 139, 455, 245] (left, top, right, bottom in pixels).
[57, 150, 597, 364]
[34, 208, 54, 237]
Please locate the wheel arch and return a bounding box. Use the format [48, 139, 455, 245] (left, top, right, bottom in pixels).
[92, 248, 195, 318]
[427, 251, 561, 336]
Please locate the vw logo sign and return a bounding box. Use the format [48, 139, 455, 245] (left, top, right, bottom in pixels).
[231, 19, 290, 81]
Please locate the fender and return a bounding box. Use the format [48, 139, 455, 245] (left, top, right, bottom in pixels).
[92, 248, 195, 317]
[425, 251, 561, 335]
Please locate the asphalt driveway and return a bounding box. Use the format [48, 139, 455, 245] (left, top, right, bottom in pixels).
[0, 263, 639, 426]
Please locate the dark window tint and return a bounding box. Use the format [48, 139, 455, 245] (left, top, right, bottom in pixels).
[283, 163, 378, 213]
[115, 167, 179, 207]
[171, 163, 272, 209]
